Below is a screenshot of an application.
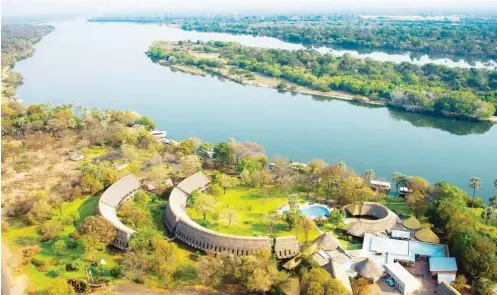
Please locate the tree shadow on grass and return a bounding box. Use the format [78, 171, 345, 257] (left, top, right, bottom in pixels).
[76, 196, 100, 227]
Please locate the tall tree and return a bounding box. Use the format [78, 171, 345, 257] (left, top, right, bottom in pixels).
[469, 177, 481, 208]
[297, 217, 315, 244]
[481, 206, 497, 225]
[194, 195, 215, 221]
[392, 172, 408, 197]
[363, 169, 375, 184]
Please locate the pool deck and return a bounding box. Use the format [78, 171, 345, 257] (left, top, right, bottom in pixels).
[278, 203, 330, 219]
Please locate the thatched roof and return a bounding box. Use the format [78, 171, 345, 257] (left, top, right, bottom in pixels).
[282, 256, 302, 270]
[355, 258, 384, 280]
[177, 171, 210, 194]
[345, 204, 361, 216]
[435, 281, 461, 295]
[325, 260, 352, 294]
[301, 243, 318, 257]
[98, 174, 141, 236]
[346, 221, 368, 237]
[344, 202, 397, 237]
[313, 233, 342, 251]
[415, 227, 440, 244]
[403, 216, 422, 230]
[274, 236, 300, 259]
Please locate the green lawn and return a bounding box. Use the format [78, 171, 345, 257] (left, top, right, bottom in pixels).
[2, 195, 120, 292]
[187, 186, 322, 242]
[380, 196, 413, 216]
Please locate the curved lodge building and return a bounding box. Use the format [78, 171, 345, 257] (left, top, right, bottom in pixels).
[165, 172, 281, 256]
[344, 202, 398, 237]
[97, 174, 141, 250]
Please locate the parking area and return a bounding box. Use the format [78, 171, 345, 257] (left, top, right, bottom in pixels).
[372, 260, 437, 295]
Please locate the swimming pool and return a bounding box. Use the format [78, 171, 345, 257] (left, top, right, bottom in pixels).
[299, 205, 330, 218]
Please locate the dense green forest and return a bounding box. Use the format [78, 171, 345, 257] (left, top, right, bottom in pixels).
[148, 41, 497, 120]
[89, 14, 497, 60]
[181, 19, 497, 60]
[1, 24, 54, 101]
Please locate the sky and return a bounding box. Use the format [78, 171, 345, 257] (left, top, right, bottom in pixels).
[2, 0, 497, 19]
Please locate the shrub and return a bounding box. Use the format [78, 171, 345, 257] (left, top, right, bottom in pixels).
[40, 220, 62, 241]
[199, 220, 209, 228]
[22, 245, 41, 258]
[44, 279, 75, 295]
[31, 258, 47, 272]
[48, 264, 66, 277]
[68, 259, 84, 271]
[68, 279, 89, 293]
[110, 266, 124, 278]
[66, 238, 79, 249]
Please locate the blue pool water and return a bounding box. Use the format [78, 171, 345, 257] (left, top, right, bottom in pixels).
[299, 205, 330, 218]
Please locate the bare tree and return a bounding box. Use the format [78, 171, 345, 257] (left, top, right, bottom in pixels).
[222, 206, 237, 227]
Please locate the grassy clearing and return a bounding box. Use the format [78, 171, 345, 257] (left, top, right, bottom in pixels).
[187, 186, 322, 242]
[2, 195, 121, 292]
[380, 196, 413, 216]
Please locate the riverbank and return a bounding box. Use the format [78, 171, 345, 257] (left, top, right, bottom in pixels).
[148, 41, 497, 123]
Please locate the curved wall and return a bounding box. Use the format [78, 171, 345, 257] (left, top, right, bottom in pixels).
[165, 172, 273, 256]
[344, 202, 398, 237]
[97, 174, 141, 249]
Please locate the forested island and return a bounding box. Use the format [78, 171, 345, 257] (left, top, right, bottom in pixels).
[147, 40, 497, 121]
[90, 15, 497, 61]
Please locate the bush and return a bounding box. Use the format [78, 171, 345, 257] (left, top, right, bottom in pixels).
[199, 220, 209, 228]
[66, 238, 79, 249]
[68, 259, 84, 271]
[110, 266, 124, 278]
[48, 264, 66, 277]
[67, 279, 90, 293]
[22, 245, 41, 258]
[68, 279, 89, 293]
[173, 264, 197, 281]
[31, 258, 47, 272]
[45, 279, 75, 295]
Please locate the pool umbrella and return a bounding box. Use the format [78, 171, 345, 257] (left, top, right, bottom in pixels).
[313, 233, 342, 251]
[355, 258, 384, 281]
[403, 216, 422, 230]
[415, 227, 440, 244]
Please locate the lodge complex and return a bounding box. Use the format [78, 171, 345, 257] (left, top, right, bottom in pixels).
[97, 172, 461, 295]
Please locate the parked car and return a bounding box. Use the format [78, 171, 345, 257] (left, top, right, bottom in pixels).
[384, 276, 395, 287]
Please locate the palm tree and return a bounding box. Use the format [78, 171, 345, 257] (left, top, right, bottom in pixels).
[481, 206, 497, 224]
[469, 177, 482, 208]
[363, 169, 375, 184]
[392, 172, 403, 197]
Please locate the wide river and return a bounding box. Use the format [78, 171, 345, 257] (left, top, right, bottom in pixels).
[15, 20, 497, 202]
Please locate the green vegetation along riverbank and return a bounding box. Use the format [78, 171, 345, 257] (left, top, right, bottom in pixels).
[147, 40, 497, 122]
[1, 24, 54, 103]
[90, 14, 497, 60]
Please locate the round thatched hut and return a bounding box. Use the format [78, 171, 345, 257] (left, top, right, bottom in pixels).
[343, 202, 398, 237]
[355, 258, 384, 281]
[403, 216, 422, 230]
[312, 233, 342, 251]
[415, 227, 440, 244]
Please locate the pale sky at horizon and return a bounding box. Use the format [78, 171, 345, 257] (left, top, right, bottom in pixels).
[3, 0, 497, 18]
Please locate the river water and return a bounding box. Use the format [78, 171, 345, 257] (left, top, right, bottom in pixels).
[14, 20, 497, 202]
